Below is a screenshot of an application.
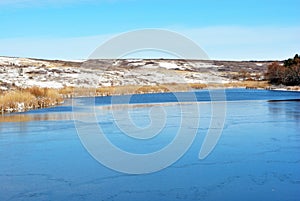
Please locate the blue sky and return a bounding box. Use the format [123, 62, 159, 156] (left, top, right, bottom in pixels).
[0, 0, 299, 60]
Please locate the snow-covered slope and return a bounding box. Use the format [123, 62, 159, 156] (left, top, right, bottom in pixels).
[0, 57, 270, 90]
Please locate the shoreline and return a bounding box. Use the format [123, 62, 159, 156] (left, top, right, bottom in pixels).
[1, 81, 299, 115]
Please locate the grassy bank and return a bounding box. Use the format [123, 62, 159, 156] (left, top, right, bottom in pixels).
[1, 81, 291, 114]
[0, 87, 63, 113]
[60, 81, 271, 97]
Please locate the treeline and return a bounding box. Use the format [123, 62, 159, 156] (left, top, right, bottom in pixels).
[267, 54, 300, 86]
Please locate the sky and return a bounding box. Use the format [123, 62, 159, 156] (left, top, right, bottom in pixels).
[0, 0, 299, 60]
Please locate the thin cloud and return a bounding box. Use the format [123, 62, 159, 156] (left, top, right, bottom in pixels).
[0, 26, 299, 60]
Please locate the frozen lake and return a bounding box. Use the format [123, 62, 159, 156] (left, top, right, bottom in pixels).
[0, 89, 300, 201]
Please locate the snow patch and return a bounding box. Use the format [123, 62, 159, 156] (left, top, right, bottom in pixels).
[25, 80, 64, 89]
[159, 62, 184, 70]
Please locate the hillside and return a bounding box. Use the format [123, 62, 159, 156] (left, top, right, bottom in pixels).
[0, 56, 273, 91]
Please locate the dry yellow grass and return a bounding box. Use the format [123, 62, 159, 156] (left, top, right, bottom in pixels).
[94, 83, 191, 96]
[0, 81, 274, 114]
[0, 87, 63, 113]
[223, 81, 270, 89]
[286, 86, 300, 91]
[0, 91, 37, 112]
[188, 83, 208, 89]
[60, 81, 270, 98]
[189, 81, 270, 89]
[59, 86, 75, 97]
[44, 88, 63, 102]
[25, 87, 62, 100]
[25, 86, 45, 97]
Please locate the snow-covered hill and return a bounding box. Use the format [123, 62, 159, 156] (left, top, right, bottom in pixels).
[0, 56, 271, 91]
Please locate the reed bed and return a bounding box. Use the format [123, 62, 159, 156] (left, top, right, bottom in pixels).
[189, 81, 270, 89]
[0, 81, 277, 114]
[0, 87, 62, 113]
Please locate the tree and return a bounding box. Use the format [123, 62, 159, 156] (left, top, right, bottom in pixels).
[267, 62, 284, 84]
[267, 54, 300, 86]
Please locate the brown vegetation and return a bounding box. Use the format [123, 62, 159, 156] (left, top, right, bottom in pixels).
[190, 81, 270, 89]
[267, 54, 300, 86]
[0, 87, 62, 113]
[0, 80, 281, 114]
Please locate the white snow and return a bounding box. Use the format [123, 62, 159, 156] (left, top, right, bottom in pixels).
[0, 56, 20, 66]
[25, 80, 64, 89]
[192, 62, 219, 68]
[158, 62, 183, 70]
[129, 62, 146, 66]
[17, 103, 25, 112]
[0, 57, 233, 90]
